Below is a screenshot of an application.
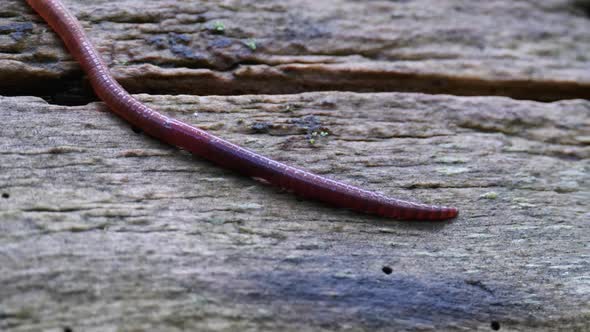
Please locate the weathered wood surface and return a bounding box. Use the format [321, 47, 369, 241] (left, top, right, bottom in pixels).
[1, 0, 590, 101]
[1, 93, 589, 331]
[1, 0, 590, 331]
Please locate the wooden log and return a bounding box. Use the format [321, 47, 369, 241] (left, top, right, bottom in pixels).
[1, 0, 589, 101]
[1, 92, 589, 331]
[1, 0, 589, 330]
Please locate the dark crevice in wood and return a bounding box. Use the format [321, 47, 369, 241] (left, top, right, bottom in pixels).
[1, 71, 589, 106]
[0, 75, 97, 106]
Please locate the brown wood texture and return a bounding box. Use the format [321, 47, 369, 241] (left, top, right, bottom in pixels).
[2, 0, 590, 101]
[1, 0, 589, 331]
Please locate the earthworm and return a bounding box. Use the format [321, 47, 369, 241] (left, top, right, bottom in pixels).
[25, 0, 458, 220]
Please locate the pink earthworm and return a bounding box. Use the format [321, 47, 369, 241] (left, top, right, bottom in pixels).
[26, 0, 458, 220]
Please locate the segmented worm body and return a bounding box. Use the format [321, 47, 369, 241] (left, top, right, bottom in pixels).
[26, 0, 458, 220]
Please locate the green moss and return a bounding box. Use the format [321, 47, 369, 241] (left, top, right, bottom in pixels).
[479, 192, 498, 200]
[244, 39, 257, 51]
[308, 130, 329, 145]
[114, 59, 129, 66]
[436, 166, 470, 175]
[212, 21, 225, 33]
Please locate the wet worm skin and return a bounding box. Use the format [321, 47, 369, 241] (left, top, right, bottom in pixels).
[26, 0, 458, 221]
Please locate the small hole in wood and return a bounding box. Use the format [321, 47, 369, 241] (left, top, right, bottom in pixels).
[1, 193, 9, 199]
[131, 126, 143, 134]
[490, 321, 500, 330]
[63, 327, 73, 332]
[382, 266, 393, 275]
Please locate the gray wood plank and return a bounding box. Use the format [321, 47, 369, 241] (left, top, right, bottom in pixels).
[0, 92, 588, 331]
[1, 0, 589, 100]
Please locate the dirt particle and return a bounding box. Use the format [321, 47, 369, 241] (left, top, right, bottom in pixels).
[251, 122, 272, 133]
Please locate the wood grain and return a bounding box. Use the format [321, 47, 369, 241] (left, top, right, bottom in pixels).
[1, 92, 589, 331]
[1, 0, 589, 101]
[1, 0, 589, 330]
